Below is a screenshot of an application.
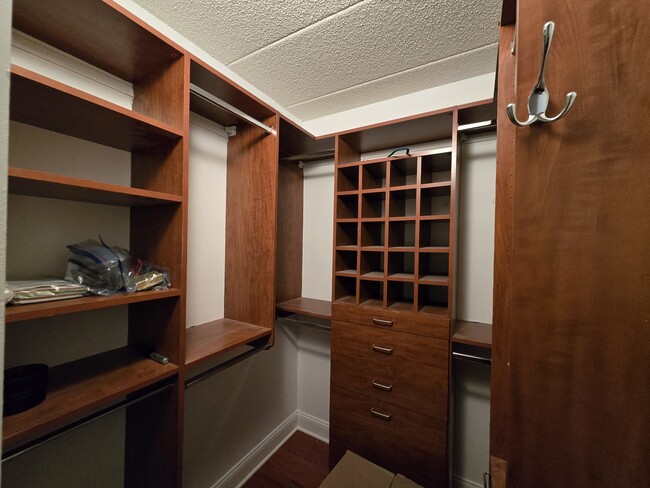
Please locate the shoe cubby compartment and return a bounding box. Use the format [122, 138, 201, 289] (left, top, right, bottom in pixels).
[359, 280, 384, 308]
[421, 152, 452, 184]
[387, 281, 415, 312]
[360, 251, 385, 279]
[335, 276, 357, 304]
[336, 250, 358, 276]
[336, 222, 358, 247]
[360, 221, 385, 248]
[420, 220, 450, 249]
[388, 252, 415, 280]
[418, 253, 449, 284]
[361, 192, 386, 219]
[418, 285, 448, 316]
[336, 194, 358, 219]
[337, 165, 360, 192]
[362, 162, 386, 190]
[389, 188, 417, 218]
[388, 220, 416, 249]
[420, 186, 451, 216]
[389, 157, 418, 187]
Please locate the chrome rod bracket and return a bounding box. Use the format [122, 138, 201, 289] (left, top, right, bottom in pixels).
[507, 21, 577, 127]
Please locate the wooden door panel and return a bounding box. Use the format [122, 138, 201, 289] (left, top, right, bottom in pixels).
[493, 0, 650, 487]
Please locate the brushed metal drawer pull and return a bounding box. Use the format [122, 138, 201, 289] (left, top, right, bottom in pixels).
[370, 408, 392, 421]
[372, 344, 394, 354]
[372, 317, 394, 327]
[371, 380, 393, 392]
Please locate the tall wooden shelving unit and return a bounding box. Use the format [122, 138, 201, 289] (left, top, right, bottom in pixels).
[4, 1, 280, 486]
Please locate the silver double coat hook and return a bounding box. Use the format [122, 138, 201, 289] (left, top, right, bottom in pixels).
[507, 21, 577, 126]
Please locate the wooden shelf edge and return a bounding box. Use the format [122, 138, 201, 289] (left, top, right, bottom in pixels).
[452, 320, 492, 349]
[185, 318, 272, 367]
[8, 167, 183, 206]
[2, 346, 178, 454]
[275, 297, 332, 321]
[5, 288, 182, 323]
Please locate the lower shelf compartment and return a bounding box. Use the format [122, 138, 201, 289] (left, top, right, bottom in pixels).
[2, 346, 178, 454]
[185, 318, 271, 367]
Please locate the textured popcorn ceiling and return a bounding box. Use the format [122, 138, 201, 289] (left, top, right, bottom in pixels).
[133, 0, 501, 121]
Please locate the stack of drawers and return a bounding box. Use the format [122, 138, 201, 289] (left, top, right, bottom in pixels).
[329, 303, 450, 487]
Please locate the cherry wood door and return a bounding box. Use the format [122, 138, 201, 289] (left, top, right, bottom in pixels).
[491, 1, 650, 487]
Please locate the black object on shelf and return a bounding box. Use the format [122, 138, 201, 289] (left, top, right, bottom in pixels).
[3, 364, 49, 416]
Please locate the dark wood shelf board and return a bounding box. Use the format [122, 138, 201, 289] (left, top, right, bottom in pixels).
[360, 272, 385, 281]
[2, 346, 178, 454]
[388, 273, 415, 282]
[389, 247, 416, 253]
[419, 304, 449, 317]
[5, 289, 182, 323]
[421, 181, 452, 190]
[10, 66, 182, 151]
[419, 275, 449, 285]
[420, 215, 451, 221]
[419, 247, 450, 253]
[275, 297, 332, 320]
[279, 117, 334, 162]
[334, 296, 356, 305]
[8, 168, 183, 206]
[12, 0, 182, 83]
[388, 301, 415, 312]
[185, 318, 272, 367]
[452, 320, 492, 349]
[335, 270, 357, 277]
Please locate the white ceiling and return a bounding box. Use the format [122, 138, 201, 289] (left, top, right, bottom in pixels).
[132, 0, 501, 121]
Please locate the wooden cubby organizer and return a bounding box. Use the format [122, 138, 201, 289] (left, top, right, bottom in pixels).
[4, 1, 284, 486]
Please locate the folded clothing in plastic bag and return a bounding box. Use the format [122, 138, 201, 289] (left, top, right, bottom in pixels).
[66, 239, 170, 295]
[7, 280, 89, 305]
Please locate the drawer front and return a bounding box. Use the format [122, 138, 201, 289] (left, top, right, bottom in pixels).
[331, 321, 448, 418]
[332, 302, 449, 339]
[329, 386, 447, 488]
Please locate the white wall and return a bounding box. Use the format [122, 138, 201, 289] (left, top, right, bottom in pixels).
[0, 0, 13, 482]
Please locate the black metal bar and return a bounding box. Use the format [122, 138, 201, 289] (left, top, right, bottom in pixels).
[185, 343, 270, 388]
[452, 351, 492, 365]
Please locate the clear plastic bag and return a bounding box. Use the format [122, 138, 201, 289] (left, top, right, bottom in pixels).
[66, 239, 170, 295]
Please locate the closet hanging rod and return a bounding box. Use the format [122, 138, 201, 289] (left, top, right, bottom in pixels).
[185, 342, 270, 388]
[278, 316, 331, 332]
[189, 83, 276, 136]
[452, 351, 492, 365]
[1, 382, 174, 463]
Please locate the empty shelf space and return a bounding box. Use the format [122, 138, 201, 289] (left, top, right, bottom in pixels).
[388, 272, 415, 281]
[418, 284, 448, 317]
[452, 320, 492, 349]
[360, 250, 384, 279]
[419, 275, 449, 285]
[185, 319, 271, 367]
[389, 188, 417, 217]
[10, 66, 183, 151]
[275, 297, 332, 321]
[418, 254, 449, 284]
[420, 186, 451, 216]
[5, 288, 182, 323]
[2, 346, 178, 454]
[387, 281, 414, 311]
[335, 269, 357, 277]
[336, 194, 359, 220]
[388, 220, 415, 248]
[360, 221, 385, 247]
[334, 276, 357, 304]
[360, 271, 385, 280]
[361, 161, 386, 190]
[337, 165, 360, 192]
[8, 168, 183, 206]
[421, 151, 452, 184]
[389, 157, 418, 187]
[361, 192, 386, 219]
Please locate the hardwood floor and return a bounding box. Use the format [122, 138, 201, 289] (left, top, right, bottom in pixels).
[243, 431, 329, 488]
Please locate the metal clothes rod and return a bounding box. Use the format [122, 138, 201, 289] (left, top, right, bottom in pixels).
[452, 351, 492, 365]
[2, 382, 174, 463]
[185, 343, 270, 388]
[278, 316, 331, 332]
[189, 83, 276, 136]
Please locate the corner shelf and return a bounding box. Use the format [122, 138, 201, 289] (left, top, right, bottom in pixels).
[185, 319, 272, 367]
[8, 168, 183, 206]
[451, 320, 492, 349]
[5, 288, 182, 323]
[275, 297, 332, 321]
[2, 346, 178, 454]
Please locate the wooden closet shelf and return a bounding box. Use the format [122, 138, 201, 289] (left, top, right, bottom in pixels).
[419, 275, 449, 285]
[421, 181, 452, 190]
[451, 320, 492, 349]
[5, 289, 182, 323]
[8, 168, 183, 206]
[185, 319, 272, 367]
[10, 66, 183, 152]
[275, 297, 332, 320]
[420, 215, 451, 221]
[419, 246, 450, 253]
[2, 346, 178, 454]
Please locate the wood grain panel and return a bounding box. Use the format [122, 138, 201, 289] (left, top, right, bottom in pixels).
[494, 0, 650, 485]
[276, 297, 332, 320]
[224, 115, 279, 338]
[329, 387, 447, 488]
[12, 0, 182, 82]
[452, 320, 492, 348]
[276, 159, 304, 304]
[133, 56, 186, 129]
[332, 302, 448, 339]
[331, 321, 448, 417]
[335, 135, 361, 165]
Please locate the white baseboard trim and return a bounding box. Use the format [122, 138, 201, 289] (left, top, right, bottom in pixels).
[296, 411, 329, 443]
[211, 410, 330, 488]
[214, 412, 299, 488]
[453, 474, 483, 488]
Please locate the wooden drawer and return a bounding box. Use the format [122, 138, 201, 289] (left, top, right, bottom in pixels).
[332, 302, 449, 339]
[329, 386, 447, 488]
[331, 321, 448, 418]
